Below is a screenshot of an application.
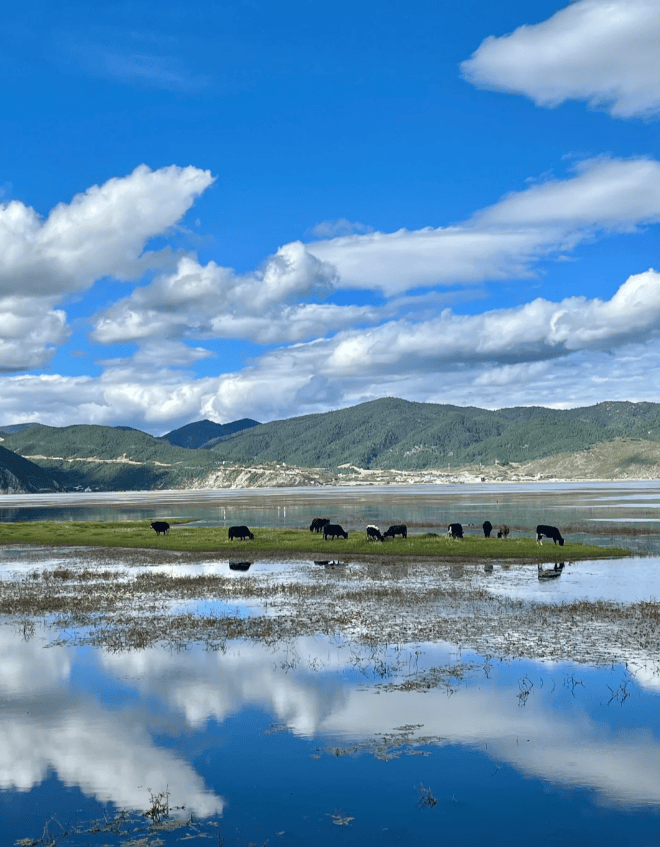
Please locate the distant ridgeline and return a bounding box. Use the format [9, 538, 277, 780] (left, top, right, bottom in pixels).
[2, 399, 660, 491]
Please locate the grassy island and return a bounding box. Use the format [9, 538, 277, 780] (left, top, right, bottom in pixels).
[0, 520, 629, 561]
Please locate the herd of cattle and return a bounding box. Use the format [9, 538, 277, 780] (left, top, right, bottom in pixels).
[150, 519, 565, 545]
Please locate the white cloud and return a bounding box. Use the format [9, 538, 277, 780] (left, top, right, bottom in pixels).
[0, 164, 214, 372]
[60, 32, 209, 93]
[3, 269, 660, 429]
[0, 164, 213, 298]
[461, 0, 660, 119]
[91, 243, 382, 346]
[306, 157, 660, 294]
[0, 298, 69, 372]
[89, 156, 660, 358]
[310, 218, 374, 238]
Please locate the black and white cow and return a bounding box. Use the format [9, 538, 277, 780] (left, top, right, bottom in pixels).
[310, 518, 331, 533]
[229, 525, 254, 541]
[383, 524, 407, 539]
[483, 520, 493, 538]
[447, 523, 464, 539]
[366, 524, 384, 542]
[324, 523, 348, 540]
[536, 524, 564, 546]
[150, 521, 170, 535]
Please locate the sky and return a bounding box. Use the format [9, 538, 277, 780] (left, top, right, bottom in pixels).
[1, 0, 660, 433]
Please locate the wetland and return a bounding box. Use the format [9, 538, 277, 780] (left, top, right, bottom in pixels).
[3, 482, 660, 845]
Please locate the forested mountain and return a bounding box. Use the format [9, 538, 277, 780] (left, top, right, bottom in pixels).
[161, 418, 260, 449]
[3, 398, 660, 490]
[208, 398, 660, 470]
[0, 443, 63, 493]
[1, 424, 222, 491]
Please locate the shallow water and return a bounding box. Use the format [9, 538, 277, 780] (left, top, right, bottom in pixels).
[3, 483, 660, 845]
[1, 618, 660, 846]
[3, 480, 660, 549]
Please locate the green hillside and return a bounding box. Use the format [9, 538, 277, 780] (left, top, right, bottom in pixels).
[0, 443, 63, 492]
[4, 398, 660, 489]
[161, 418, 260, 449]
[208, 398, 660, 470]
[2, 424, 222, 490]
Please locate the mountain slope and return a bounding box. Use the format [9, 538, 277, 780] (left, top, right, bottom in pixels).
[4, 398, 660, 490]
[1, 424, 223, 491]
[0, 443, 63, 493]
[208, 397, 660, 470]
[161, 418, 260, 449]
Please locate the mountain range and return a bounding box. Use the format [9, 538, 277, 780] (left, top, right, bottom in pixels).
[2, 398, 660, 492]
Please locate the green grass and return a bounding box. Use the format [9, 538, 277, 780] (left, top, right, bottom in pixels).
[0, 521, 629, 561]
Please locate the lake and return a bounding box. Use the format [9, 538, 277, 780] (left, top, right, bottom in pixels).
[1, 481, 660, 845]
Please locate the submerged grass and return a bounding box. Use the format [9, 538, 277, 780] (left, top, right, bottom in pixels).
[1, 545, 656, 669]
[0, 520, 627, 561]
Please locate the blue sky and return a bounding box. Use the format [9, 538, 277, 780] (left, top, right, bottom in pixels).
[1, 0, 660, 433]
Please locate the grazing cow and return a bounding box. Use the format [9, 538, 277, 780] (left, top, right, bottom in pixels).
[229, 525, 254, 541]
[447, 523, 463, 539]
[310, 517, 331, 533]
[229, 562, 252, 571]
[324, 523, 348, 540]
[150, 521, 170, 536]
[366, 524, 384, 542]
[536, 524, 564, 546]
[383, 524, 407, 539]
[483, 520, 493, 538]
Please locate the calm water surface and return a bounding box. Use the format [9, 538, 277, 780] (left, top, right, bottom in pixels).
[1, 482, 660, 845]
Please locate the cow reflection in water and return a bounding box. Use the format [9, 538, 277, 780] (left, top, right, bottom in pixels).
[538, 562, 565, 580]
[313, 560, 343, 568]
[229, 562, 252, 572]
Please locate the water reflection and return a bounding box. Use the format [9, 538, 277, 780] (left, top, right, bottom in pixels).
[2, 624, 660, 816]
[0, 626, 223, 816]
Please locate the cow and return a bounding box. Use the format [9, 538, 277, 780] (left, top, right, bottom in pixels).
[229, 525, 254, 541]
[536, 525, 564, 546]
[150, 521, 170, 536]
[310, 518, 331, 533]
[447, 523, 463, 539]
[366, 524, 384, 542]
[383, 524, 407, 539]
[483, 520, 493, 538]
[324, 523, 348, 540]
[229, 562, 252, 571]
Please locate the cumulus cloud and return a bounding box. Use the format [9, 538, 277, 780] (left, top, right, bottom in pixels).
[306, 157, 660, 294]
[91, 242, 385, 346]
[89, 155, 660, 358]
[461, 0, 660, 119]
[0, 297, 69, 371]
[0, 163, 214, 297]
[0, 164, 213, 372]
[3, 268, 660, 430]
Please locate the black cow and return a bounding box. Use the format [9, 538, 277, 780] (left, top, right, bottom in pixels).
[310, 518, 331, 533]
[324, 523, 348, 540]
[483, 520, 493, 538]
[229, 562, 252, 571]
[150, 521, 170, 536]
[383, 524, 407, 539]
[536, 524, 564, 546]
[366, 524, 384, 542]
[229, 525, 254, 541]
[448, 523, 463, 539]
